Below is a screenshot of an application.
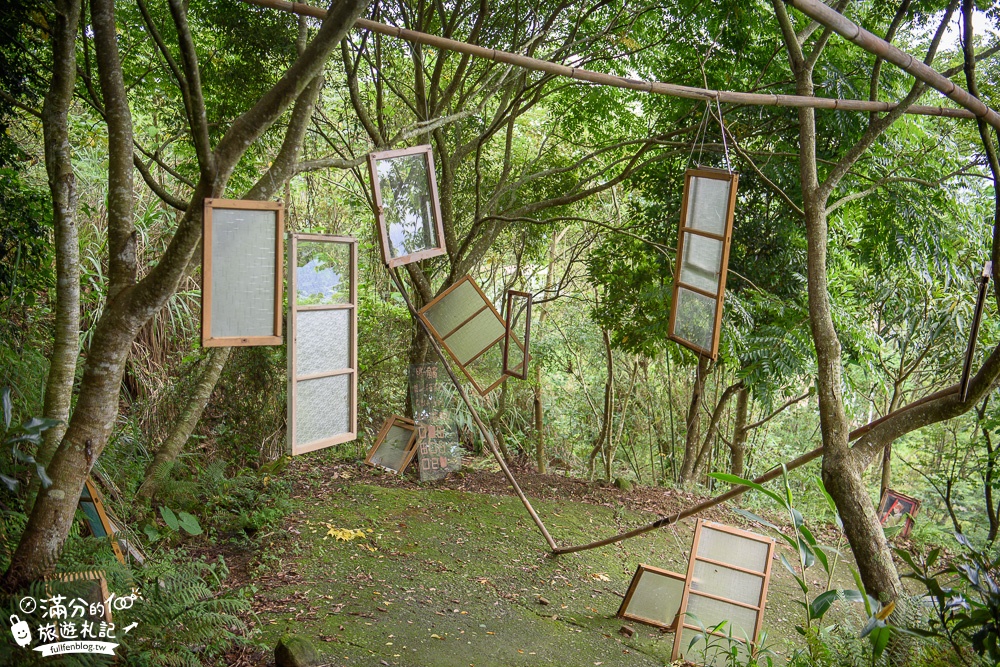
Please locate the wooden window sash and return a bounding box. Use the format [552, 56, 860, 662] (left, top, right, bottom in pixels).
[364, 415, 420, 474]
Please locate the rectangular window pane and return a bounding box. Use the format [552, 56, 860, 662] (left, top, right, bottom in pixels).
[409, 363, 462, 481]
[673, 287, 717, 352]
[295, 374, 350, 447]
[295, 309, 351, 376]
[685, 593, 758, 638]
[696, 526, 770, 573]
[369, 422, 416, 473]
[376, 153, 439, 259]
[692, 560, 763, 607]
[423, 280, 482, 337]
[680, 232, 723, 295]
[296, 241, 350, 305]
[210, 207, 277, 337]
[465, 339, 506, 393]
[685, 176, 732, 236]
[678, 627, 749, 667]
[444, 308, 506, 365]
[622, 568, 684, 627]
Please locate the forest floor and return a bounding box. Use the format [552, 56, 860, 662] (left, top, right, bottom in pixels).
[211, 457, 865, 667]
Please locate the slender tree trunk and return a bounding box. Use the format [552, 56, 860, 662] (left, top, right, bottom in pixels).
[678, 356, 708, 485]
[137, 347, 231, 501]
[587, 329, 614, 480]
[729, 386, 749, 477]
[692, 381, 742, 477]
[534, 230, 558, 474]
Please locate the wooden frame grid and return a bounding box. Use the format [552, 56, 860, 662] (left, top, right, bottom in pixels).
[668, 169, 739, 359]
[80, 478, 126, 566]
[45, 570, 112, 627]
[671, 519, 775, 662]
[617, 563, 687, 630]
[287, 234, 358, 455]
[364, 415, 420, 474]
[417, 275, 524, 396]
[503, 290, 532, 380]
[202, 198, 284, 347]
[368, 145, 447, 268]
[877, 489, 921, 539]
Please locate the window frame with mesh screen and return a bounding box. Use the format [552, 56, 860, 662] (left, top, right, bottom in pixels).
[202, 198, 284, 347]
[417, 275, 525, 396]
[668, 169, 738, 359]
[287, 234, 359, 456]
[365, 415, 419, 474]
[671, 518, 775, 663]
[617, 563, 686, 631]
[368, 145, 447, 268]
[503, 290, 532, 380]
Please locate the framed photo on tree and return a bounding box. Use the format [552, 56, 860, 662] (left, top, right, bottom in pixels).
[877, 489, 920, 539]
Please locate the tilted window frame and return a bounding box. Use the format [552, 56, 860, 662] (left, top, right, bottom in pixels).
[368, 145, 447, 268]
[617, 563, 687, 631]
[364, 415, 420, 474]
[287, 233, 359, 456]
[202, 198, 284, 347]
[668, 169, 739, 360]
[503, 290, 533, 380]
[79, 478, 126, 566]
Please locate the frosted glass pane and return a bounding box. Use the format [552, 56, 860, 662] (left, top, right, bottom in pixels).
[210, 208, 277, 337]
[679, 627, 750, 667]
[295, 374, 350, 446]
[370, 423, 415, 472]
[623, 569, 684, 627]
[445, 308, 505, 365]
[680, 233, 723, 294]
[424, 280, 482, 337]
[696, 526, 769, 573]
[685, 593, 758, 638]
[296, 309, 350, 376]
[409, 363, 462, 481]
[692, 560, 763, 607]
[376, 153, 439, 259]
[296, 241, 350, 305]
[673, 287, 716, 352]
[685, 176, 731, 236]
[466, 339, 505, 394]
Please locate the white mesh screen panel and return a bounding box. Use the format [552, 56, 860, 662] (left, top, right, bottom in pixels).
[210, 208, 277, 337]
[466, 339, 505, 392]
[376, 153, 439, 259]
[691, 560, 763, 607]
[680, 233, 723, 294]
[685, 176, 731, 236]
[445, 309, 506, 364]
[696, 527, 770, 573]
[674, 287, 716, 352]
[370, 423, 414, 472]
[295, 374, 350, 446]
[296, 309, 350, 375]
[424, 280, 481, 336]
[296, 241, 350, 305]
[623, 569, 684, 627]
[685, 594, 758, 638]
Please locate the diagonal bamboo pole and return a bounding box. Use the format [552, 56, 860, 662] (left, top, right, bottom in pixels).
[241, 0, 979, 121]
[387, 265, 558, 551]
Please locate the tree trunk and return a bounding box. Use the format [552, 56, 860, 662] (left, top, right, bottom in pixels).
[729, 386, 749, 477]
[137, 347, 231, 501]
[534, 230, 559, 474]
[692, 381, 742, 478]
[587, 329, 614, 481]
[678, 356, 708, 485]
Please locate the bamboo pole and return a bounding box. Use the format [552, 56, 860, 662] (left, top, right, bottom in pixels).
[240, 0, 977, 121]
[785, 0, 1000, 133]
[386, 266, 558, 552]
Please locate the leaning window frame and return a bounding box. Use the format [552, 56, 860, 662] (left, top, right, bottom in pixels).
[617, 563, 687, 631]
[502, 290, 532, 380]
[202, 198, 285, 347]
[668, 169, 739, 359]
[364, 415, 420, 474]
[368, 145, 448, 268]
[286, 233, 359, 455]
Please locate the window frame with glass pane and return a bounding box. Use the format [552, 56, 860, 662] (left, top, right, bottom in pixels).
[617, 564, 686, 631]
[202, 198, 285, 347]
[668, 169, 739, 359]
[503, 290, 532, 380]
[365, 415, 419, 474]
[287, 234, 358, 455]
[368, 145, 447, 267]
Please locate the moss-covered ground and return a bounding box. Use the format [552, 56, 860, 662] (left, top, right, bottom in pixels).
[240, 463, 860, 666]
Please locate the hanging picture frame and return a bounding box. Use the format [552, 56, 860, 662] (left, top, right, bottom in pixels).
[368, 145, 447, 267]
[365, 416, 419, 474]
[668, 169, 739, 359]
[503, 290, 532, 380]
[287, 234, 358, 455]
[960, 261, 992, 402]
[202, 198, 284, 347]
[417, 276, 524, 396]
[877, 489, 921, 539]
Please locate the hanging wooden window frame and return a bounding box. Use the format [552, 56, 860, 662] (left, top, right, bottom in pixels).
[617, 563, 687, 631]
[368, 145, 447, 268]
[417, 275, 524, 396]
[202, 198, 284, 347]
[668, 169, 739, 360]
[671, 519, 775, 662]
[961, 260, 993, 401]
[287, 234, 358, 455]
[79, 478, 126, 566]
[364, 415, 420, 474]
[503, 290, 533, 380]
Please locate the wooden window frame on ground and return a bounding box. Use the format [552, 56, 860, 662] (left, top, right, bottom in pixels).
[364, 415, 420, 474]
[202, 198, 284, 347]
[668, 169, 738, 359]
[617, 563, 687, 631]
